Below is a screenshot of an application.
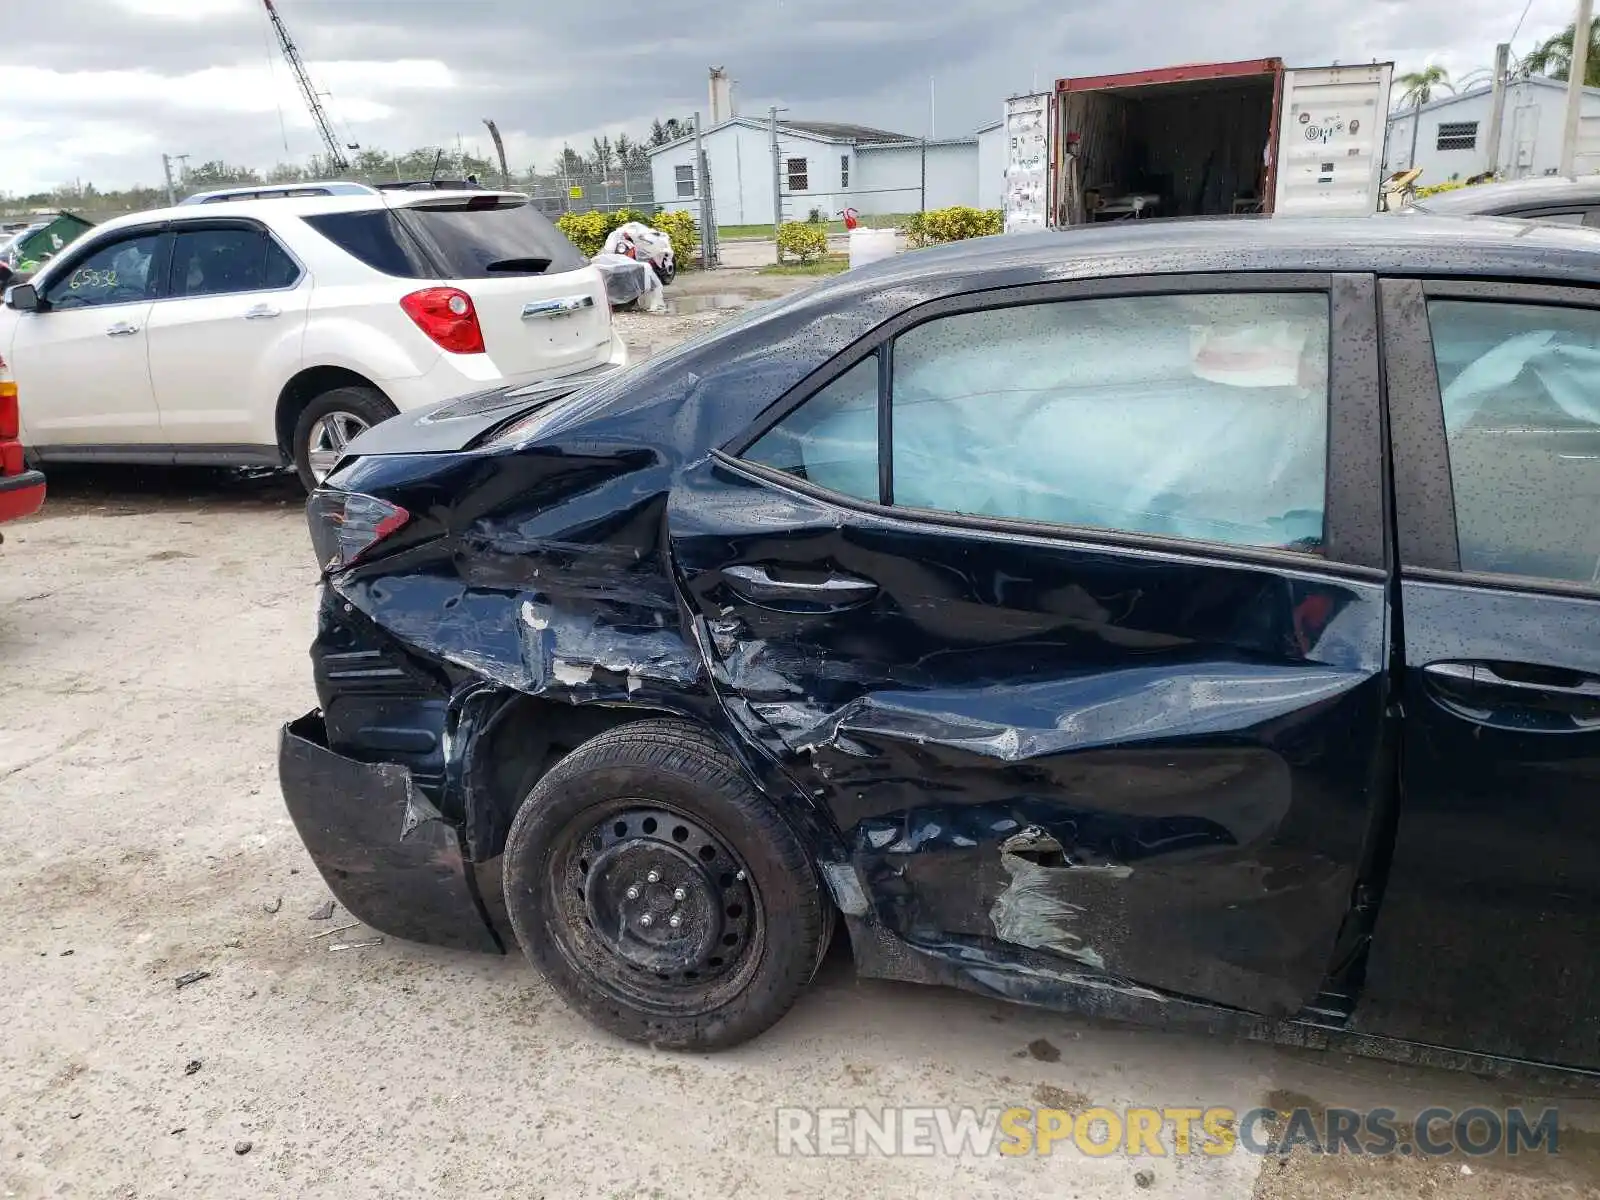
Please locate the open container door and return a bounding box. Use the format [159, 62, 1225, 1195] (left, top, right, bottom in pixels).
[1002, 93, 1053, 234]
[1055, 59, 1285, 224]
[1273, 64, 1394, 216]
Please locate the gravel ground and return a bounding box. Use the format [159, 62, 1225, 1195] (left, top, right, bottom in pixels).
[3, 276, 1598, 1199]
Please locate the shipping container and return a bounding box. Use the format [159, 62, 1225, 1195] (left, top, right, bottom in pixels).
[1049, 59, 1393, 224]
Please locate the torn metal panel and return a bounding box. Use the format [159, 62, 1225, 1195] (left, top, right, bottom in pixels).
[991, 826, 1131, 969]
[278, 714, 501, 954]
[746, 661, 1373, 761]
[335, 574, 702, 700]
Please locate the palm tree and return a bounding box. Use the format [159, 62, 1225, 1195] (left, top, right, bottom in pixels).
[1522, 18, 1600, 86]
[1396, 65, 1454, 110]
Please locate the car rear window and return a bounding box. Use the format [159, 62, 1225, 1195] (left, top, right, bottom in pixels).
[300, 210, 435, 278]
[396, 199, 586, 278]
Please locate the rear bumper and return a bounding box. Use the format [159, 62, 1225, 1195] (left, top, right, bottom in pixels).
[278, 712, 502, 954]
[0, 469, 45, 524]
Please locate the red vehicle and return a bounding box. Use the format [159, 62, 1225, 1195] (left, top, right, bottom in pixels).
[0, 354, 45, 534]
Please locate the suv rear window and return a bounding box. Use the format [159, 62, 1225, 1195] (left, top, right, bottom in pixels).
[303, 199, 586, 280]
[396, 199, 586, 277]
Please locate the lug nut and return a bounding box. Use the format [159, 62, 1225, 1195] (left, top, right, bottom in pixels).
[646, 870, 660, 884]
[625, 886, 640, 900]
[639, 914, 653, 927]
[673, 887, 687, 901]
[669, 914, 682, 928]
[735, 870, 746, 881]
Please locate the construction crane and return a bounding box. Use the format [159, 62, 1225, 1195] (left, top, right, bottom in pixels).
[262, 0, 355, 172]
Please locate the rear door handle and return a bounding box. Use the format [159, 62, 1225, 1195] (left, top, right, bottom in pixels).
[105, 322, 140, 336]
[522, 296, 595, 320]
[243, 303, 281, 320]
[1423, 661, 1600, 730]
[723, 564, 877, 607]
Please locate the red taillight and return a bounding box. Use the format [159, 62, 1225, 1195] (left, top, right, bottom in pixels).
[400, 287, 485, 354]
[0, 379, 20, 475]
[306, 491, 411, 571]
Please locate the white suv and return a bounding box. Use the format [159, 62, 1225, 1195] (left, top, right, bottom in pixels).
[0, 182, 625, 489]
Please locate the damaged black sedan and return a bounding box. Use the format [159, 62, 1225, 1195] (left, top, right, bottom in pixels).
[282, 216, 1600, 1069]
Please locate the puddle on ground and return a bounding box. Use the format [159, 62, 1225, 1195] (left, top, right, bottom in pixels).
[664, 293, 754, 315]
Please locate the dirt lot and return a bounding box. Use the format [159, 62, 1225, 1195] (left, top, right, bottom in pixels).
[3, 268, 1599, 1199]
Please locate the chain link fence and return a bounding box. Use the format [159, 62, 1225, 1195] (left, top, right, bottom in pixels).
[2, 167, 657, 228]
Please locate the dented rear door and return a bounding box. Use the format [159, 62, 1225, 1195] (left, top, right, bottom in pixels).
[670, 272, 1394, 1017]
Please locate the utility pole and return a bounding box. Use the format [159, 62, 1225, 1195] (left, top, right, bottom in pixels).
[693, 111, 717, 268]
[770, 106, 783, 246]
[161, 154, 177, 206]
[1561, 0, 1595, 176]
[1485, 43, 1510, 178]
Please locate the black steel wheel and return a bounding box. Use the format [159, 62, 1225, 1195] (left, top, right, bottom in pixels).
[502, 719, 828, 1049]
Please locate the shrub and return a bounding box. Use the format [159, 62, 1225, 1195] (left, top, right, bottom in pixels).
[556, 210, 613, 257]
[777, 221, 828, 263]
[556, 207, 698, 267]
[807, 206, 826, 224]
[648, 209, 699, 268]
[905, 206, 1004, 248]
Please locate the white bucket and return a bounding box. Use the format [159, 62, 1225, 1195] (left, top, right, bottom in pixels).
[848, 227, 898, 270]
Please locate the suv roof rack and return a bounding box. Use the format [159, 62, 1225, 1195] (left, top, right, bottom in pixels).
[178, 181, 381, 206]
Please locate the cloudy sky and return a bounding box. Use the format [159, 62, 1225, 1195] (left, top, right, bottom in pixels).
[0, 0, 1582, 194]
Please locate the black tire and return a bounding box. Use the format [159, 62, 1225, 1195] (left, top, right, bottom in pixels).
[291, 385, 397, 492]
[502, 718, 827, 1050]
[653, 258, 676, 286]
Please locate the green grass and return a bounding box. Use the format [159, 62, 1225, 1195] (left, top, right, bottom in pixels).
[720, 213, 914, 240]
[759, 254, 850, 277]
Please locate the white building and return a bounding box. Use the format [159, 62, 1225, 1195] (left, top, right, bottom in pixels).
[976, 120, 1006, 211]
[1386, 76, 1600, 183]
[648, 117, 991, 225]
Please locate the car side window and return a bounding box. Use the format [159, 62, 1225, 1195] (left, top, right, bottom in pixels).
[1525, 211, 1585, 225]
[744, 356, 879, 502]
[892, 293, 1330, 551]
[43, 233, 163, 310]
[1426, 299, 1600, 584]
[169, 226, 299, 298]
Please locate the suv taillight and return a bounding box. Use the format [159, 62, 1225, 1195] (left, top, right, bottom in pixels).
[400, 287, 485, 354]
[0, 379, 21, 476]
[306, 490, 410, 571]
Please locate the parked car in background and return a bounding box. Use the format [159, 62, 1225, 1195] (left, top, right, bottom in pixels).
[1406, 175, 1600, 225]
[0, 182, 625, 490]
[0, 354, 45, 536]
[281, 215, 1600, 1072]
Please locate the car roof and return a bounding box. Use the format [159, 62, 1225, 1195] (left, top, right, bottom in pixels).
[831, 213, 1600, 291]
[81, 188, 531, 235]
[1413, 176, 1600, 215]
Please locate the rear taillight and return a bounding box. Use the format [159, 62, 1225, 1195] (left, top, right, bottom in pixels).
[306, 490, 410, 571]
[0, 379, 20, 476]
[0, 380, 18, 440]
[400, 287, 485, 354]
